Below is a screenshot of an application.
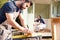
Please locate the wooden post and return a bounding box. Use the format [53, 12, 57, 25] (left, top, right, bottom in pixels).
[51, 18, 60, 40]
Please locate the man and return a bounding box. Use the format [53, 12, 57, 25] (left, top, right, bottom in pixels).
[0, 0, 33, 40]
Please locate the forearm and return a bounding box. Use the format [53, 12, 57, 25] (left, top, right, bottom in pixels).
[5, 13, 28, 32]
[18, 14, 28, 28]
[20, 19, 27, 28]
[18, 17, 27, 28]
[7, 19, 24, 31]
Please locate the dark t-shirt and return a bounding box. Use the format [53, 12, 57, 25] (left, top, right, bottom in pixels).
[0, 1, 22, 24]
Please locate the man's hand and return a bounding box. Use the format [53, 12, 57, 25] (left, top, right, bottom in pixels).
[21, 27, 32, 36]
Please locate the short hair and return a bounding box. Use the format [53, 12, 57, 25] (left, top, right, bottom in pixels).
[29, 1, 33, 6]
[38, 15, 41, 18]
[14, 0, 33, 6]
[25, 0, 33, 6]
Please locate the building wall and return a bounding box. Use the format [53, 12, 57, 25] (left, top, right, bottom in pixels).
[35, 4, 50, 19]
[35, 0, 51, 4]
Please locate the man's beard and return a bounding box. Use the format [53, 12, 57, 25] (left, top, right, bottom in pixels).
[19, 3, 24, 10]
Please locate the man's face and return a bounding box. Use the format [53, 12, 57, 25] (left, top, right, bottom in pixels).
[21, 2, 30, 9]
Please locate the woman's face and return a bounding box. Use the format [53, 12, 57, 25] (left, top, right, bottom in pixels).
[37, 16, 41, 19]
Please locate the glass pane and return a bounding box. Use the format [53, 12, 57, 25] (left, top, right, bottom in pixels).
[28, 6, 33, 13]
[57, 1, 60, 17]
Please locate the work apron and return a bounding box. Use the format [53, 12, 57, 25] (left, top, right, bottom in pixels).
[0, 12, 19, 40]
[0, 21, 12, 40]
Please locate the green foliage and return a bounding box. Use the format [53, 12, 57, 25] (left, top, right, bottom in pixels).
[0, 0, 8, 8]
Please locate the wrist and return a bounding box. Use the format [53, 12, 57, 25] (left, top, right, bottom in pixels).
[24, 25, 28, 29]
